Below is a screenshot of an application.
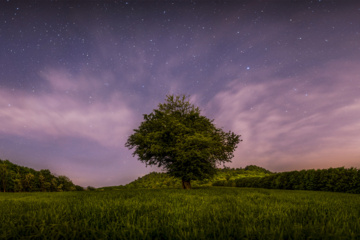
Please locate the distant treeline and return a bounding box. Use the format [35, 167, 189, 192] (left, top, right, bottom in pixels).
[214, 167, 360, 194]
[0, 159, 84, 192]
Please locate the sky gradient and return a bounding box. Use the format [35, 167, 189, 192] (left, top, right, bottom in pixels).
[1, 1, 359, 187]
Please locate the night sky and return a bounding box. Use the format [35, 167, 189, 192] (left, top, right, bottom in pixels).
[1, 1, 359, 187]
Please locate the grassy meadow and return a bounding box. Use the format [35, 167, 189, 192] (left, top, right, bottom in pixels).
[1, 187, 360, 239]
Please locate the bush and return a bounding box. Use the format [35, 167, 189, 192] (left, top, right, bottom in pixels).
[75, 185, 85, 191]
[233, 167, 360, 194]
[87, 186, 96, 191]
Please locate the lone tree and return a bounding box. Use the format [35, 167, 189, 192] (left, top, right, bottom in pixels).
[125, 95, 241, 189]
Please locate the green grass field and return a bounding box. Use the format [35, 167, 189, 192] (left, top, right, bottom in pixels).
[1, 188, 359, 239]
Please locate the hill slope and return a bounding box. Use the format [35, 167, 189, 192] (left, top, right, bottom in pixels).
[101, 165, 360, 194]
[99, 165, 273, 190]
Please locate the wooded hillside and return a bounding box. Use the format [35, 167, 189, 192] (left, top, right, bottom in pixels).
[0, 159, 83, 192]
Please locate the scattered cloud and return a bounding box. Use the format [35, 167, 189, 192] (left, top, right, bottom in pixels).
[208, 60, 360, 171]
[0, 69, 136, 148]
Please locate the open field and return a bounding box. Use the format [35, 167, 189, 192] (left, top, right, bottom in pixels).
[1, 188, 359, 239]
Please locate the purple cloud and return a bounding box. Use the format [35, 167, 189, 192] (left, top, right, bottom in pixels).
[207, 60, 360, 171]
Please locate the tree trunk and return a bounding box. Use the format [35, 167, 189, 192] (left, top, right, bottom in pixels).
[182, 180, 191, 189]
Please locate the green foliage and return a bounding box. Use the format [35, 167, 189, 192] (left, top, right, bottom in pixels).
[97, 185, 126, 191]
[122, 166, 273, 189]
[86, 186, 96, 191]
[125, 165, 360, 195]
[125, 172, 181, 189]
[125, 95, 241, 188]
[234, 167, 360, 194]
[0, 159, 79, 192]
[244, 165, 272, 173]
[0, 188, 359, 239]
[75, 185, 85, 191]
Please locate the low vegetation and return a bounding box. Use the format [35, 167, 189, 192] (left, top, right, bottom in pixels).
[214, 167, 360, 194]
[1, 188, 359, 239]
[1, 158, 360, 239]
[115, 165, 272, 189]
[104, 165, 360, 195]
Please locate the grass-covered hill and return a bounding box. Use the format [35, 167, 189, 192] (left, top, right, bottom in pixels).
[0, 159, 83, 192]
[99, 165, 272, 190]
[100, 165, 360, 194]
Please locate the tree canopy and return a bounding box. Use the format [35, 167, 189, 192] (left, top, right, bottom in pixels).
[125, 95, 241, 189]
